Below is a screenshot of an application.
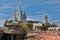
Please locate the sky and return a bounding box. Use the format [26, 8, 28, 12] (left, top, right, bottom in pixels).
[0, 0, 60, 28]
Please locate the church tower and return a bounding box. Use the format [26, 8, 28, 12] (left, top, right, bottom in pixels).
[12, 5, 27, 22]
[44, 14, 48, 24]
[22, 11, 26, 22]
[17, 6, 22, 21]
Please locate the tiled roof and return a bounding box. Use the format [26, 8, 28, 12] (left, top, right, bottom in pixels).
[27, 31, 59, 40]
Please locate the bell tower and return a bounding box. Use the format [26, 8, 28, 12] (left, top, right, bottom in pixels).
[44, 14, 48, 24]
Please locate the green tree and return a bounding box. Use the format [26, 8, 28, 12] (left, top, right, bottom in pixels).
[45, 22, 51, 27]
[27, 23, 33, 30]
[45, 22, 51, 30]
[40, 22, 51, 31]
[21, 22, 28, 33]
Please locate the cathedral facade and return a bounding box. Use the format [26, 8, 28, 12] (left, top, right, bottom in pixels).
[12, 6, 26, 22]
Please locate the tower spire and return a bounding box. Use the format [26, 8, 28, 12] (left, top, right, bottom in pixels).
[44, 14, 48, 24]
[22, 11, 26, 22]
[15, 10, 16, 18]
[18, 5, 22, 12]
[18, 5, 22, 15]
[17, 5, 22, 21]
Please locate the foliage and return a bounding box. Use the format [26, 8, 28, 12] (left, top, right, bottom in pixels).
[21, 22, 28, 35]
[40, 22, 51, 31]
[45, 22, 51, 27]
[27, 23, 33, 30]
[40, 23, 46, 31]
[21, 22, 28, 28]
[27, 21, 39, 23]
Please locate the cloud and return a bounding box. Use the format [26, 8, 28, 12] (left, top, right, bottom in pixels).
[0, 0, 19, 20]
[0, 18, 12, 28]
[54, 20, 60, 23]
[0, 0, 21, 28]
[0, 0, 18, 11]
[0, 0, 60, 24]
[27, 15, 39, 21]
[47, 0, 60, 4]
[0, 20, 5, 28]
[27, 15, 43, 21]
[0, 0, 19, 12]
[27, 18, 35, 21]
[52, 0, 60, 3]
[0, 13, 12, 22]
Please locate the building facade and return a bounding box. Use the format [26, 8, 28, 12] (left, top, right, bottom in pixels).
[33, 22, 42, 30]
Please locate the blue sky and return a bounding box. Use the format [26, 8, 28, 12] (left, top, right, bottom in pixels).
[0, 0, 60, 27]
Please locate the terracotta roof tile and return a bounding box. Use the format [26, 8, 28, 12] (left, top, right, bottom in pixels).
[27, 32, 59, 40]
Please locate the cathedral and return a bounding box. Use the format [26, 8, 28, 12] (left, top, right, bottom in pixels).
[12, 6, 26, 22]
